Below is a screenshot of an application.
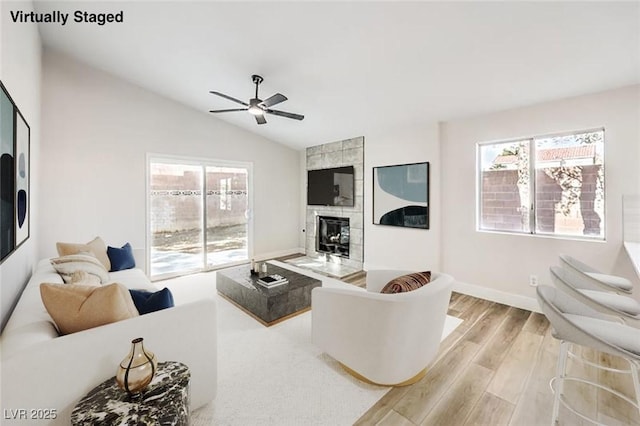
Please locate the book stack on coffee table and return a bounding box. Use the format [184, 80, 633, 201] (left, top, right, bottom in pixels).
[257, 274, 289, 288]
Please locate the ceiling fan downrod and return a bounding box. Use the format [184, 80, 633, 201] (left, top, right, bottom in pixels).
[252, 74, 263, 99]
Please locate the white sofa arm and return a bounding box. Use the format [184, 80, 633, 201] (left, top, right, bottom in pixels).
[1, 299, 217, 425]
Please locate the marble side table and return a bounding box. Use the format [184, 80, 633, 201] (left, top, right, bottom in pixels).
[71, 361, 190, 425]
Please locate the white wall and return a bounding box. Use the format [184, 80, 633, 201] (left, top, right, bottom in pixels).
[441, 85, 640, 310]
[40, 50, 300, 265]
[298, 149, 307, 250]
[0, 0, 41, 329]
[364, 122, 441, 271]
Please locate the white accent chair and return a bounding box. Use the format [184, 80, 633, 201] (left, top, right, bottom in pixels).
[536, 285, 640, 425]
[311, 270, 453, 386]
[559, 254, 634, 294]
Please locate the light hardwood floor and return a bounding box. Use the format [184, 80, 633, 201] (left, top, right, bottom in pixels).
[352, 291, 640, 426]
[274, 256, 639, 425]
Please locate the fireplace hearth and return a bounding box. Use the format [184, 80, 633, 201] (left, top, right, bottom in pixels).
[317, 216, 350, 258]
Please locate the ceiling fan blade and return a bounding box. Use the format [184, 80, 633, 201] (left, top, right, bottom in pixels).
[209, 91, 249, 107]
[259, 93, 287, 108]
[255, 114, 267, 125]
[265, 109, 304, 121]
[209, 108, 248, 113]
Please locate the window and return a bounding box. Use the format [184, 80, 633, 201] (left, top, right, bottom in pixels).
[148, 156, 252, 279]
[477, 129, 604, 239]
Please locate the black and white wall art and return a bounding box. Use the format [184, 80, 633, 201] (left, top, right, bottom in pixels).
[373, 162, 429, 229]
[0, 81, 30, 263]
[15, 112, 29, 247]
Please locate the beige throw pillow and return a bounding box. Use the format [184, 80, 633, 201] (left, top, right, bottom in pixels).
[51, 254, 110, 284]
[40, 283, 139, 335]
[56, 236, 111, 271]
[68, 270, 102, 287]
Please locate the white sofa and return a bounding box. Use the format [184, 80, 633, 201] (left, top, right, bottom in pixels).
[312, 270, 453, 386]
[0, 257, 217, 425]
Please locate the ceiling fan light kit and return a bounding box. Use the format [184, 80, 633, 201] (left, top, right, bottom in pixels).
[247, 98, 263, 116]
[209, 74, 304, 125]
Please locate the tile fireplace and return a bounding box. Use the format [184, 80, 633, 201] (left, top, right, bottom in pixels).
[304, 136, 364, 273]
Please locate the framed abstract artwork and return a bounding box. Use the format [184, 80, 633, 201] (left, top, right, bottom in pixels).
[15, 112, 29, 247]
[0, 81, 30, 263]
[373, 162, 429, 229]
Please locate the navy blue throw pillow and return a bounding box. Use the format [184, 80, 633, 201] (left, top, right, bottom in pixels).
[129, 288, 175, 315]
[107, 242, 135, 272]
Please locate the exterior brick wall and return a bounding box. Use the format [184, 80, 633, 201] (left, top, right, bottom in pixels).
[482, 165, 601, 235]
[150, 170, 248, 232]
[481, 169, 525, 232]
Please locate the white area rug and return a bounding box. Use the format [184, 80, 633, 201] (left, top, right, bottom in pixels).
[168, 265, 462, 426]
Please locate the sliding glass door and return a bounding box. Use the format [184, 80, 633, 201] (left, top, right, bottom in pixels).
[205, 166, 249, 268]
[148, 156, 252, 279]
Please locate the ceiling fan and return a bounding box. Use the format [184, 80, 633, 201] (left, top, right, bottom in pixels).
[209, 75, 304, 125]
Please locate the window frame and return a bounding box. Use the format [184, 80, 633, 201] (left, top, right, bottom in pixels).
[476, 127, 606, 241]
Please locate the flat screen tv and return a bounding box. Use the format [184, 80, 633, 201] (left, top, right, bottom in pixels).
[307, 166, 355, 207]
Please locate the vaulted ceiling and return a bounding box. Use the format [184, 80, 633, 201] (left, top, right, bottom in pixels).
[34, 1, 640, 149]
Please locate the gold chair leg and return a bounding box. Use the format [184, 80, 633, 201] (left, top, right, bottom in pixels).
[339, 363, 427, 387]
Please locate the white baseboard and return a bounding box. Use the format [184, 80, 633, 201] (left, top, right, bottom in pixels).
[256, 248, 304, 262]
[453, 280, 541, 313]
[358, 262, 541, 313]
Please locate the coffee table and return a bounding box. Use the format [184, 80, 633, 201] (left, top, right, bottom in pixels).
[216, 263, 322, 326]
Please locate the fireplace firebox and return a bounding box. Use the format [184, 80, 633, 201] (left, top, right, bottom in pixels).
[317, 216, 350, 258]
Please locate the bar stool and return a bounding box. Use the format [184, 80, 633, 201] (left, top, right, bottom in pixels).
[536, 285, 640, 425]
[559, 254, 634, 294]
[550, 265, 640, 327]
